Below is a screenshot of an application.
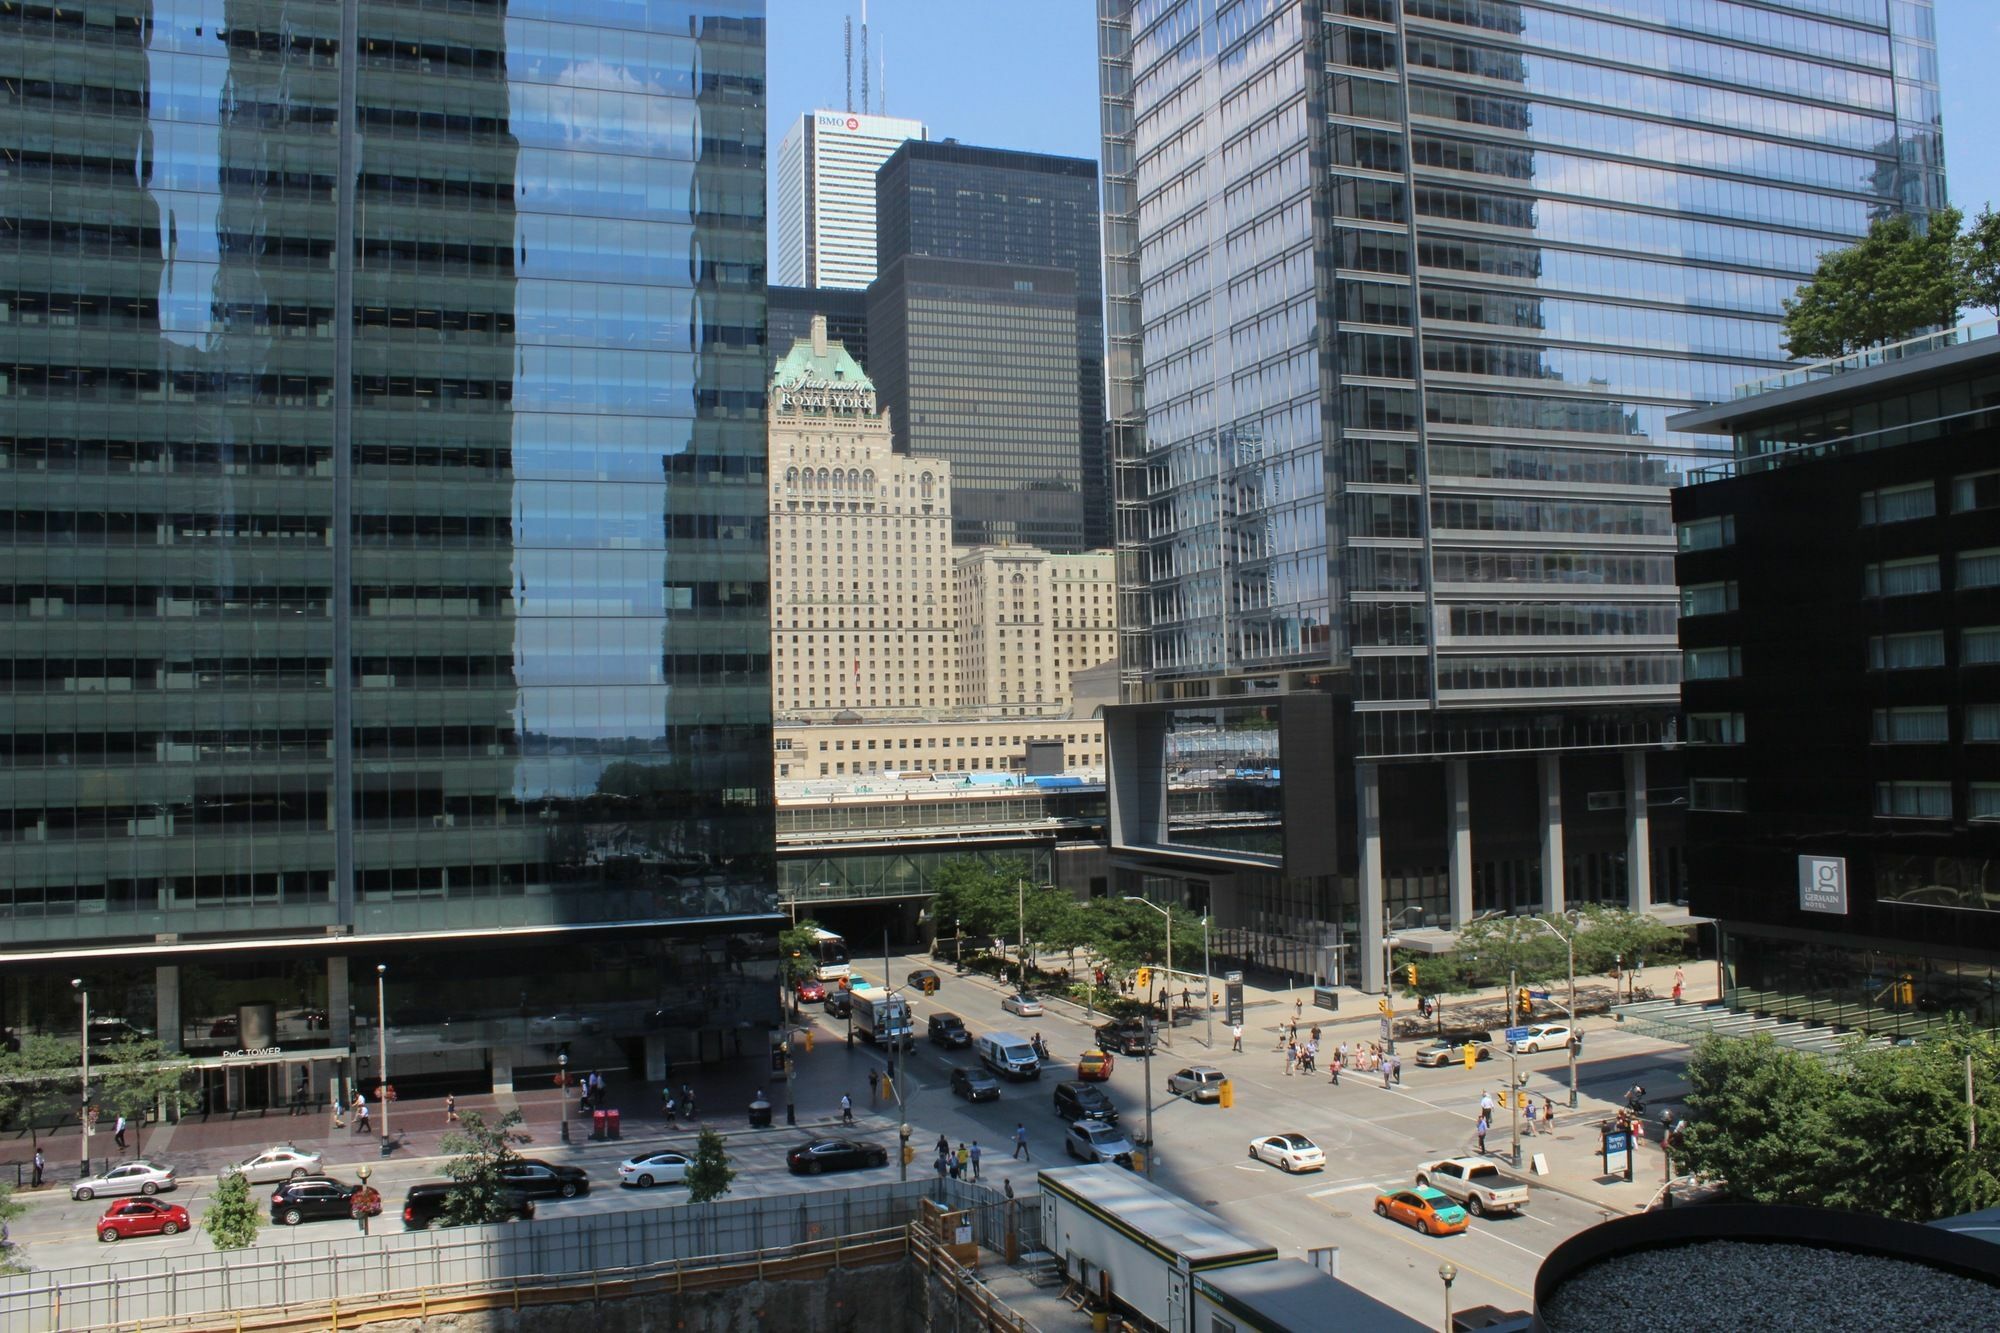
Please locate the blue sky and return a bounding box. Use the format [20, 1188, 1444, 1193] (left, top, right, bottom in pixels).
[768, 1, 2000, 228]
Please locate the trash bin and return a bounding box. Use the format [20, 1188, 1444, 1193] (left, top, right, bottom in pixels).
[748, 1097, 773, 1128]
[591, 1109, 608, 1141]
[606, 1108, 621, 1139]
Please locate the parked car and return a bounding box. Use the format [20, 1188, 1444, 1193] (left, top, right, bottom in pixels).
[1093, 1020, 1156, 1056]
[928, 1012, 972, 1048]
[824, 989, 854, 1019]
[270, 1176, 360, 1226]
[97, 1198, 190, 1242]
[618, 1150, 692, 1188]
[951, 1067, 1002, 1103]
[1166, 1066, 1227, 1103]
[73, 1160, 176, 1201]
[499, 1159, 591, 1200]
[786, 1138, 889, 1175]
[222, 1145, 325, 1184]
[1507, 1023, 1575, 1054]
[795, 977, 826, 1003]
[1247, 1133, 1326, 1174]
[1412, 1038, 1492, 1068]
[1373, 1186, 1469, 1236]
[1414, 1158, 1530, 1217]
[1053, 1081, 1119, 1125]
[1075, 1048, 1114, 1081]
[1001, 993, 1044, 1017]
[1064, 1119, 1137, 1167]
[907, 967, 942, 994]
[401, 1183, 535, 1230]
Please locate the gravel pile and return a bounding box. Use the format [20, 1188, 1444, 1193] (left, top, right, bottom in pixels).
[1542, 1239, 2000, 1331]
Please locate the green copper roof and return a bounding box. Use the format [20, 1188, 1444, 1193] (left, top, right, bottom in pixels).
[771, 335, 873, 394]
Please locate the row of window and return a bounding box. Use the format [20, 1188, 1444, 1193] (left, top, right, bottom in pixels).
[1689, 780, 2000, 820]
[1863, 550, 2000, 597]
[1688, 704, 2000, 747]
[794, 754, 1107, 779]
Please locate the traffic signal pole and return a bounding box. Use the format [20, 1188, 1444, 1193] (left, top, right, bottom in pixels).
[1508, 966, 1522, 1167]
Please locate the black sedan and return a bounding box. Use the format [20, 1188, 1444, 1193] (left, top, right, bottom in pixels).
[951, 1067, 1002, 1102]
[499, 1159, 591, 1199]
[907, 967, 942, 994]
[269, 1176, 359, 1226]
[786, 1138, 890, 1175]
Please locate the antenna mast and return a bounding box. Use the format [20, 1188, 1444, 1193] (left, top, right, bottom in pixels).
[844, 16, 852, 112]
[859, 1, 870, 119]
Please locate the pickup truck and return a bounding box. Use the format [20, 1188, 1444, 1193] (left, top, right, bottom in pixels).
[1413, 1158, 1530, 1217]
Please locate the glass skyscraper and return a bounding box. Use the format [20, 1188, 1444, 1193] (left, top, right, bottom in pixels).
[0, 2, 775, 1107]
[1099, 0, 1943, 990]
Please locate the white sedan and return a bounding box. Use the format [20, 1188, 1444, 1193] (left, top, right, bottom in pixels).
[1507, 1023, 1575, 1054]
[72, 1160, 177, 1201]
[618, 1150, 692, 1188]
[221, 1145, 324, 1184]
[1247, 1133, 1326, 1174]
[1001, 993, 1045, 1017]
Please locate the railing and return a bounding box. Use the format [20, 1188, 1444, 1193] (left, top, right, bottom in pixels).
[1686, 400, 2000, 484]
[1731, 318, 2000, 399]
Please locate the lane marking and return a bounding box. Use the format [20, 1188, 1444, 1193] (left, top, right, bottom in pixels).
[1463, 1225, 1552, 1261]
[1307, 1182, 1382, 1198]
[1371, 1225, 1533, 1299]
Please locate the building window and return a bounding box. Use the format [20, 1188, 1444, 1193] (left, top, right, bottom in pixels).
[1686, 712, 1745, 744]
[1973, 784, 2000, 822]
[1859, 482, 1936, 525]
[1965, 627, 2000, 666]
[1872, 707, 1948, 743]
[1875, 781, 1952, 819]
[1953, 470, 2000, 513]
[1868, 631, 1945, 670]
[1677, 515, 1735, 551]
[1863, 556, 1941, 597]
[1969, 704, 2000, 742]
[1959, 548, 2000, 590]
[1688, 777, 1747, 811]
[1682, 646, 1741, 680]
[1680, 581, 1739, 617]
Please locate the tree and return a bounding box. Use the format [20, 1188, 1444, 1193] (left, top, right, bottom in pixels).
[1782, 205, 1964, 359]
[780, 918, 826, 989]
[0, 1182, 24, 1272]
[1569, 905, 1686, 977]
[929, 856, 1030, 948]
[203, 1170, 261, 1250]
[1450, 914, 1566, 987]
[0, 1035, 81, 1148]
[684, 1126, 736, 1204]
[93, 1040, 194, 1157]
[438, 1108, 529, 1226]
[1963, 205, 2000, 315]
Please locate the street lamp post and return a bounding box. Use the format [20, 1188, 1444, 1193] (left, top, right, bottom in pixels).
[1439, 1262, 1458, 1332]
[1124, 897, 1172, 1049]
[1530, 914, 1581, 1109]
[72, 979, 90, 1175]
[375, 964, 390, 1154]
[1202, 916, 1213, 1050]
[1384, 907, 1424, 1054]
[558, 1052, 569, 1143]
[1508, 966, 1521, 1168]
[1017, 879, 1027, 993]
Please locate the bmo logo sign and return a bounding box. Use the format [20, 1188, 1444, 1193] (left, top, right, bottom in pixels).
[818, 113, 864, 132]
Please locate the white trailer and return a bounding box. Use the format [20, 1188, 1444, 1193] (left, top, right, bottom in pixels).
[1038, 1165, 1276, 1332]
[851, 990, 913, 1047]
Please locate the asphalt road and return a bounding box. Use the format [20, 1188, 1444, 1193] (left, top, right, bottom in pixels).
[9, 957, 1692, 1328]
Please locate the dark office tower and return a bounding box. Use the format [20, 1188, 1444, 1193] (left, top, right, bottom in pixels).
[768, 285, 869, 377]
[868, 255, 1084, 551]
[0, 3, 774, 1107]
[873, 141, 1106, 551]
[1097, 0, 1945, 992]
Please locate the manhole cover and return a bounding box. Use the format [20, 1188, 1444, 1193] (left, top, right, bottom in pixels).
[1327, 1209, 1352, 1219]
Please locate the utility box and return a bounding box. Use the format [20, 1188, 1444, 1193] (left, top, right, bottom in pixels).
[922, 1197, 979, 1268]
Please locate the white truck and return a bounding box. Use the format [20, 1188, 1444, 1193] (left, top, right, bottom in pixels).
[851, 990, 913, 1048]
[1413, 1157, 1531, 1217]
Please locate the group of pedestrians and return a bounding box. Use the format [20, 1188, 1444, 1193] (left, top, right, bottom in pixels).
[1471, 1088, 1557, 1153]
[932, 1134, 981, 1180]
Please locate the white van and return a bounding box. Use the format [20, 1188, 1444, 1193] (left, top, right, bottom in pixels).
[976, 1029, 1041, 1080]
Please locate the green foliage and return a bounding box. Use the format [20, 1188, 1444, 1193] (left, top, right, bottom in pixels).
[1409, 908, 1688, 994]
[93, 1040, 194, 1153]
[0, 1035, 81, 1142]
[1963, 206, 2000, 315]
[202, 1170, 262, 1250]
[684, 1127, 736, 1204]
[438, 1108, 529, 1226]
[1676, 1027, 2000, 1222]
[1781, 205, 1968, 359]
[929, 856, 1036, 947]
[780, 918, 826, 987]
[0, 1181, 23, 1271]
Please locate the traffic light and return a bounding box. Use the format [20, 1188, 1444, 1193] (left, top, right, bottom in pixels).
[1135, 966, 1152, 990]
[769, 1044, 787, 1073]
[1405, 964, 1419, 987]
[1517, 988, 1532, 1016]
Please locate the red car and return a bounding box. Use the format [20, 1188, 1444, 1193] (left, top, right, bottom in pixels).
[795, 977, 826, 1003]
[98, 1197, 191, 1242]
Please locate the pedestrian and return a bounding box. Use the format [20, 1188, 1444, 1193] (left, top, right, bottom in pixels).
[444, 1093, 458, 1125]
[1328, 1053, 1341, 1086]
[1475, 1114, 1489, 1154]
[114, 1114, 127, 1149]
[354, 1093, 370, 1134]
[1287, 1019, 1299, 1044]
[934, 1150, 947, 1179]
[661, 1086, 674, 1117]
[969, 1141, 982, 1181]
[1284, 1041, 1296, 1076]
[1310, 1025, 1321, 1046]
[292, 1071, 309, 1116]
[956, 1143, 970, 1178]
[868, 1069, 880, 1102]
[666, 1094, 678, 1125]
[840, 1093, 854, 1125]
[332, 1088, 346, 1130]
[1004, 1177, 1015, 1200]
[1181, 986, 1191, 1010]
[1294, 996, 1303, 1022]
[1013, 1123, 1030, 1160]
[1543, 1097, 1556, 1134]
[936, 1133, 950, 1160]
[681, 1083, 696, 1119]
[1381, 1058, 1392, 1089]
[1480, 1089, 1495, 1118]
[591, 1070, 606, 1106]
[1230, 1022, 1243, 1052]
[1672, 969, 1685, 1005]
[1390, 1054, 1402, 1085]
[31, 1148, 44, 1188]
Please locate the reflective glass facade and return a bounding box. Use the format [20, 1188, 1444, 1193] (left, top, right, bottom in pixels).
[1102, 0, 1943, 759]
[0, 2, 775, 1053]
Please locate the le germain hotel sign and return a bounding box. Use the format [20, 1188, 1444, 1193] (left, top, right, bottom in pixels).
[1797, 855, 1849, 915]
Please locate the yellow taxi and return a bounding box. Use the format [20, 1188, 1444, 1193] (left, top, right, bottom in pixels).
[1076, 1048, 1115, 1081]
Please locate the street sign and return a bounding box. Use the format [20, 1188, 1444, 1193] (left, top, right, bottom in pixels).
[1225, 980, 1245, 1027]
[1504, 1026, 1530, 1044]
[1604, 1131, 1632, 1154]
[1378, 1018, 1391, 1042]
[1529, 991, 1551, 1000]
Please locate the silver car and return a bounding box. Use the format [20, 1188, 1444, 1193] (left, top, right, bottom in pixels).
[72, 1159, 177, 1201]
[1001, 993, 1045, 1017]
[1166, 1065, 1228, 1103]
[1064, 1119, 1137, 1167]
[221, 1145, 325, 1184]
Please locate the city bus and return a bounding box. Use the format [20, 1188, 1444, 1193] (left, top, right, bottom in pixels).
[809, 928, 851, 982]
